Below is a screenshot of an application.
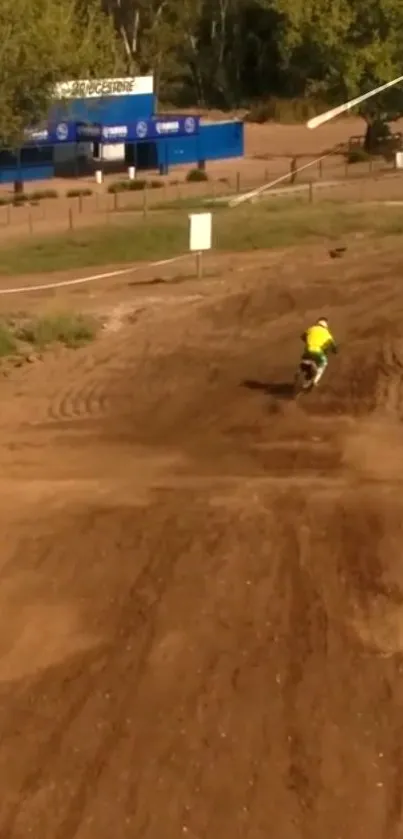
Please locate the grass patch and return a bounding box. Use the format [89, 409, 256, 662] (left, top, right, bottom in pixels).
[1, 200, 403, 274]
[0, 321, 17, 356]
[152, 196, 225, 211]
[0, 216, 188, 274]
[16, 313, 99, 349]
[0, 312, 99, 364]
[218, 201, 403, 250]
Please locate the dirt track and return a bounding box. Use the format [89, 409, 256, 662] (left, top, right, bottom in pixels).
[1, 241, 403, 838]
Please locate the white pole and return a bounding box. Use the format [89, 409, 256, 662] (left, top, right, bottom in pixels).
[307, 74, 403, 129]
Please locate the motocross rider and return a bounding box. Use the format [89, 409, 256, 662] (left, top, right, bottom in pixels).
[301, 317, 337, 386]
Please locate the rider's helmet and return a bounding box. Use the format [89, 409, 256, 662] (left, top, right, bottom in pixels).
[317, 317, 328, 329]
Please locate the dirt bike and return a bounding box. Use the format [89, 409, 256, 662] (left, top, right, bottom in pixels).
[294, 356, 319, 395]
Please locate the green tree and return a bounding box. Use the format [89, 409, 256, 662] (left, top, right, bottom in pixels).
[101, 0, 285, 107]
[264, 0, 403, 145]
[270, 0, 403, 105]
[174, 0, 284, 107]
[0, 0, 124, 145]
[101, 0, 197, 99]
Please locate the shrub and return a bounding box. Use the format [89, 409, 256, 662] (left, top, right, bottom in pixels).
[12, 194, 29, 205]
[108, 179, 161, 193]
[66, 188, 93, 198]
[245, 97, 326, 125]
[346, 148, 370, 164]
[107, 180, 130, 194]
[186, 168, 208, 182]
[28, 189, 58, 201]
[109, 178, 166, 192]
[0, 321, 17, 357]
[127, 179, 147, 191]
[17, 313, 99, 350]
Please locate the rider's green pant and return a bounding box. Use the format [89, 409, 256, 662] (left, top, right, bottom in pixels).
[303, 349, 327, 370]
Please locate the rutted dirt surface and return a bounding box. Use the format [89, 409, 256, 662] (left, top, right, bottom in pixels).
[2, 242, 403, 837]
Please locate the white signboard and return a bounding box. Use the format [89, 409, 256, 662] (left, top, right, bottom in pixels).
[155, 120, 180, 134]
[189, 213, 212, 252]
[54, 75, 153, 100]
[76, 124, 100, 139]
[102, 145, 125, 162]
[25, 128, 49, 142]
[102, 125, 128, 140]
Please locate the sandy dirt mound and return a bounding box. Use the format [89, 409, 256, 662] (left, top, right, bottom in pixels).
[1, 242, 403, 838]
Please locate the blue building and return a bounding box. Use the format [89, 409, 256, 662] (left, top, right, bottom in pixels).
[0, 76, 244, 184]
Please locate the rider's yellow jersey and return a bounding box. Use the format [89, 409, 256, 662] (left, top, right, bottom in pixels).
[305, 324, 334, 353]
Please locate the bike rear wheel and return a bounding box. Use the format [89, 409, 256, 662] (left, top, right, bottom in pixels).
[294, 363, 315, 396]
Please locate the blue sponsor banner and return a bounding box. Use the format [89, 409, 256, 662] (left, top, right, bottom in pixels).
[76, 116, 200, 143]
[75, 122, 102, 141]
[132, 116, 200, 141]
[21, 115, 200, 146]
[24, 121, 77, 145]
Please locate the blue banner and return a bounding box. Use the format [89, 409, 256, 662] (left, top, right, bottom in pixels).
[24, 122, 78, 145]
[76, 116, 200, 143]
[22, 115, 200, 146]
[132, 116, 200, 141]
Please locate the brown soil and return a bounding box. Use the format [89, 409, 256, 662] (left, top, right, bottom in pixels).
[1, 239, 403, 837]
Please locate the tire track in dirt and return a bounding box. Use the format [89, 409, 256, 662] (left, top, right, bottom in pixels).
[0, 500, 184, 839]
[44, 348, 121, 425]
[62, 493, 296, 839]
[384, 730, 403, 839]
[342, 337, 403, 489]
[40, 319, 170, 426]
[47, 381, 110, 423]
[276, 499, 328, 832]
[315, 493, 403, 839]
[377, 338, 403, 418]
[253, 490, 403, 839]
[1, 491, 283, 839]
